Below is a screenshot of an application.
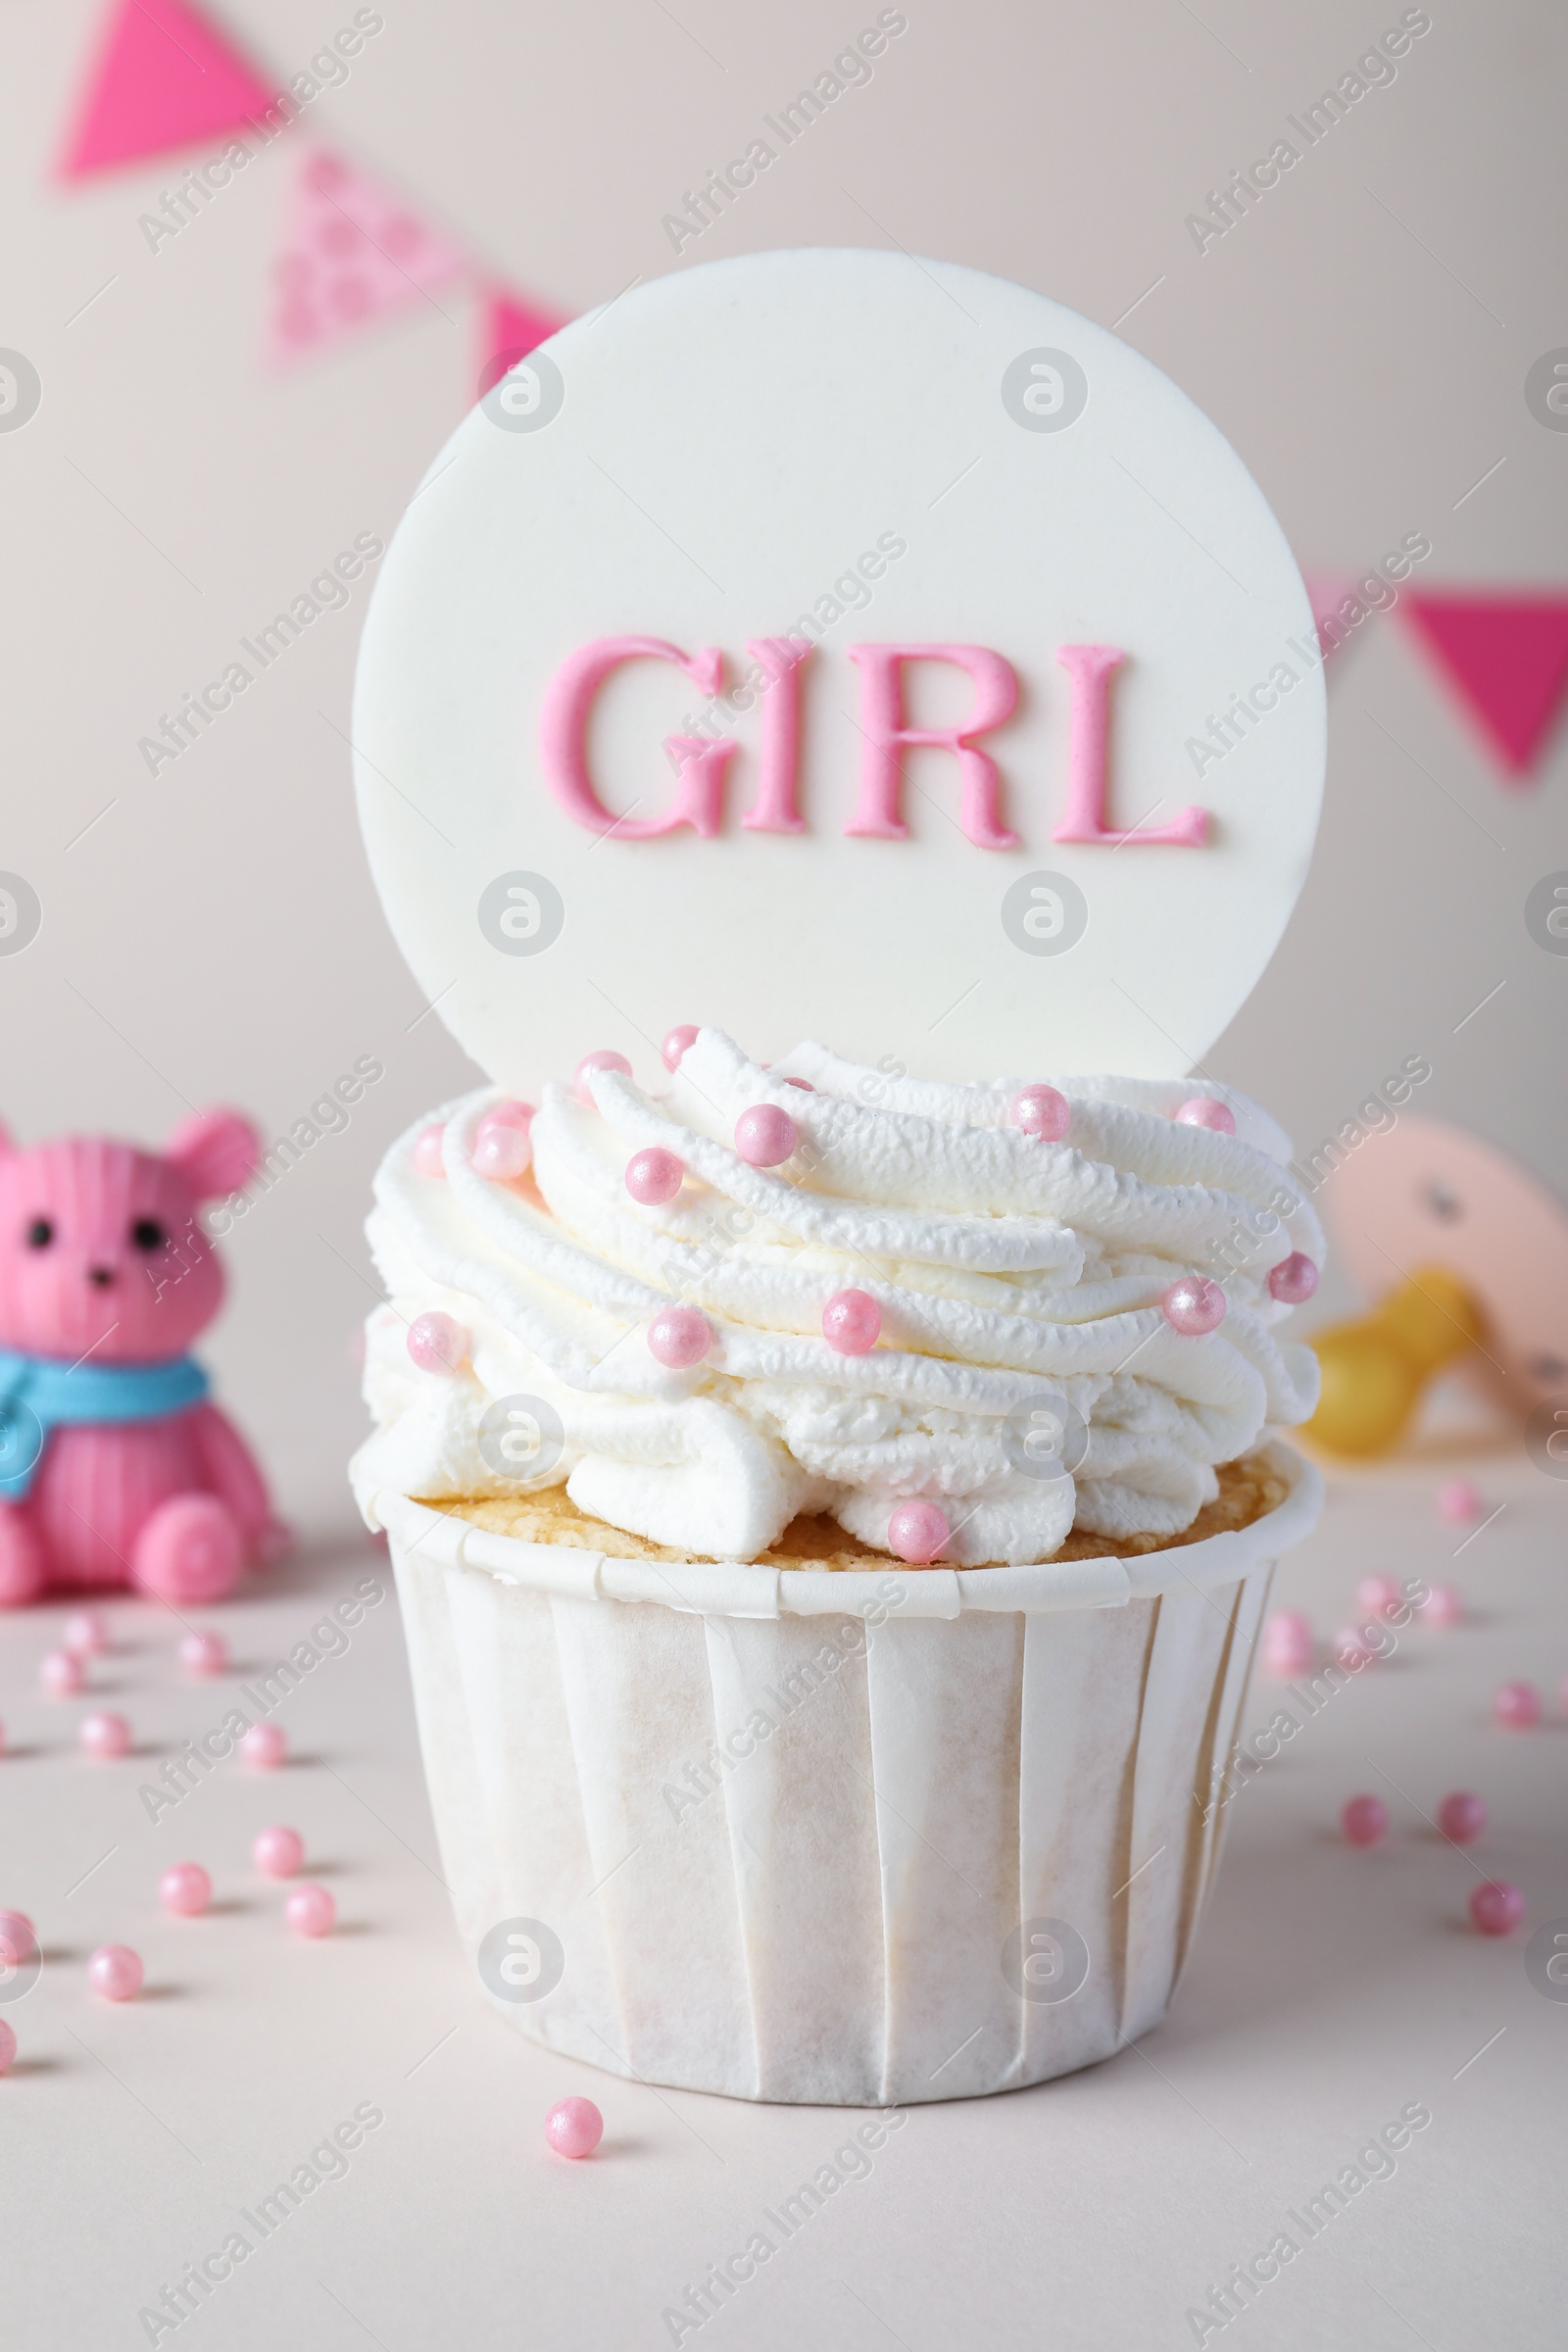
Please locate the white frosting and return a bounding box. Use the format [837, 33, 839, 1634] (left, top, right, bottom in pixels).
[352, 1033, 1322, 1566]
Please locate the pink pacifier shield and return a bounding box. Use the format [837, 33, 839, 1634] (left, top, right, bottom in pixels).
[1319, 1114, 1568, 1410]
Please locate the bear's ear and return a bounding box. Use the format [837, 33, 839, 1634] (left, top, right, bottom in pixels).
[166, 1108, 260, 1201]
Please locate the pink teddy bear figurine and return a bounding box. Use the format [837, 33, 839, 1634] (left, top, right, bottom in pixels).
[0, 1110, 286, 1607]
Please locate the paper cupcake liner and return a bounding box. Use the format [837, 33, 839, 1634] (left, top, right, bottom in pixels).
[375, 1442, 1321, 2106]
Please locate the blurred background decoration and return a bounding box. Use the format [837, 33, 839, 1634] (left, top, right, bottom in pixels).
[55, 0, 565, 391]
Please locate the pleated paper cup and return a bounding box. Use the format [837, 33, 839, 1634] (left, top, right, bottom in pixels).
[372, 1442, 1321, 2107]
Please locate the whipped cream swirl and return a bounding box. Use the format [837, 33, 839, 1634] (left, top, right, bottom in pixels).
[353, 1032, 1322, 1566]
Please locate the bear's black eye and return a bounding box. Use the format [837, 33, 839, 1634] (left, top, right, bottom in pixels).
[25, 1217, 53, 1249]
[130, 1218, 168, 1252]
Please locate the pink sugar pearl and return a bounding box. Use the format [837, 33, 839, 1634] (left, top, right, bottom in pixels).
[407, 1311, 469, 1375]
[662, 1025, 699, 1071]
[285, 1884, 335, 1938]
[253, 1826, 304, 1879]
[574, 1050, 631, 1105]
[888, 1500, 950, 1565]
[483, 1098, 534, 1131]
[1010, 1085, 1070, 1143]
[822, 1289, 881, 1355]
[1261, 1609, 1313, 1678]
[1438, 1790, 1487, 1843]
[1435, 1477, 1484, 1524]
[1420, 1582, 1464, 1628]
[159, 1862, 212, 1918]
[412, 1122, 447, 1178]
[546, 2096, 604, 2159]
[625, 1148, 684, 1205]
[1357, 1573, 1404, 1621]
[79, 1711, 130, 1760]
[63, 1609, 107, 1656]
[1341, 1794, 1388, 1846]
[39, 1648, 83, 1697]
[0, 2020, 15, 2075]
[240, 1722, 287, 1770]
[0, 1911, 36, 1963]
[1161, 1277, 1226, 1336]
[1262, 1606, 1312, 1651]
[88, 1943, 143, 2000]
[1267, 1252, 1318, 1305]
[1335, 1626, 1376, 1670]
[734, 1103, 797, 1166]
[178, 1629, 227, 1677]
[647, 1305, 711, 1370]
[472, 1102, 534, 1180]
[1494, 1681, 1540, 1729]
[1470, 1880, 1524, 1936]
[1175, 1097, 1236, 1134]
[781, 1076, 814, 1092]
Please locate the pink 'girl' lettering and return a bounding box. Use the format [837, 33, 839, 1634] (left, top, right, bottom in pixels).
[537, 637, 1209, 848]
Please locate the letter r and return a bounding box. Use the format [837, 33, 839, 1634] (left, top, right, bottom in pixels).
[845, 644, 1019, 848]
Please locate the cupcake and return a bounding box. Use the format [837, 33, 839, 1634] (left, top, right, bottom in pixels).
[347, 243, 1331, 2101]
[354, 1030, 1323, 2103]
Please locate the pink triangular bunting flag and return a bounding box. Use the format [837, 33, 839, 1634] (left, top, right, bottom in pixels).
[58, 0, 274, 179]
[1401, 593, 1568, 778]
[478, 289, 568, 395]
[270, 150, 469, 363]
[1301, 570, 1367, 668]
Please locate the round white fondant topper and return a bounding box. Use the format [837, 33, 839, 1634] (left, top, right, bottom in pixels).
[354, 249, 1324, 1089]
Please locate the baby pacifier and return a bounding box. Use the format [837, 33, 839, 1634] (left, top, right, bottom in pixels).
[1303, 1116, 1568, 1456]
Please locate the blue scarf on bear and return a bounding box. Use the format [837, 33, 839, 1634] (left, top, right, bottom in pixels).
[0, 1348, 209, 1500]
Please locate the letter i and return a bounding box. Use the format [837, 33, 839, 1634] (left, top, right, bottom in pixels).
[742, 637, 810, 832]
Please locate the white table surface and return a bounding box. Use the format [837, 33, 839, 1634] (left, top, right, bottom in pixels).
[4, 1433, 1565, 2352]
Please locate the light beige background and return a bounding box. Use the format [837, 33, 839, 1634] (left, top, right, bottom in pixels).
[2, 0, 1563, 1532]
[2, 9, 1566, 2347]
